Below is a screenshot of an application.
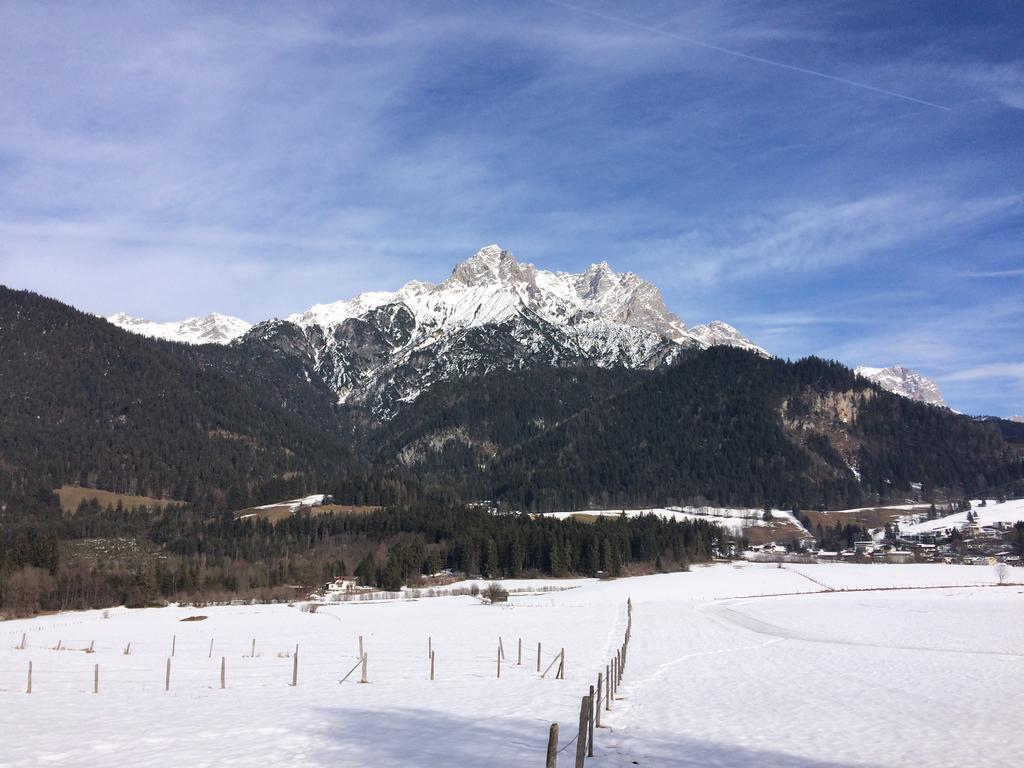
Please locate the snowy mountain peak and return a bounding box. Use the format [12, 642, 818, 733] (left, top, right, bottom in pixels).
[266, 245, 765, 414]
[855, 365, 947, 407]
[107, 312, 252, 345]
[445, 244, 529, 288]
[581, 261, 617, 283]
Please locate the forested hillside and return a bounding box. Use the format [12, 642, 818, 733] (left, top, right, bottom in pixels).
[381, 350, 1023, 511]
[3, 285, 1021, 514]
[0, 286, 406, 509]
[2, 285, 1022, 617]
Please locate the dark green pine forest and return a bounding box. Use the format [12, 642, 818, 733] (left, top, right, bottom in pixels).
[1, 285, 1021, 615]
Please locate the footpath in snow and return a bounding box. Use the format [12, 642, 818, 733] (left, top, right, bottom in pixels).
[0, 561, 1020, 767]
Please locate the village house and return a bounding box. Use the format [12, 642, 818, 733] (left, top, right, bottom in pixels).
[325, 577, 358, 593]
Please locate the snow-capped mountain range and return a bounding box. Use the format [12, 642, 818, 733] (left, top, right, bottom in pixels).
[106, 245, 945, 414]
[854, 365, 947, 408]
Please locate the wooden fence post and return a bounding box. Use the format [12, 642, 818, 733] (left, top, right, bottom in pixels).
[171, 635, 176, 657]
[537, 642, 542, 672]
[26, 661, 32, 694]
[209, 638, 214, 659]
[165, 658, 171, 691]
[574, 695, 589, 768]
[19, 632, 26, 650]
[588, 684, 595, 757]
[545, 723, 559, 768]
[291, 644, 299, 687]
[430, 650, 435, 680]
[428, 636, 432, 659]
[359, 653, 368, 683]
[517, 637, 522, 666]
[88, 640, 94, 653]
[557, 648, 564, 679]
[497, 643, 501, 678]
[124, 642, 131, 656]
[358, 635, 363, 660]
[499, 637, 505, 661]
[94, 663, 99, 694]
[596, 673, 603, 726]
[250, 638, 256, 658]
[220, 656, 226, 689]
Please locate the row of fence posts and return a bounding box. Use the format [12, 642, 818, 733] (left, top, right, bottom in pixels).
[18, 627, 575, 693]
[494, 635, 564, 680]
[545, 597, 632, 767]
[20, 634, 372, 693]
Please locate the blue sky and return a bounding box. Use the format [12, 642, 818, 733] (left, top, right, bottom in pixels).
[0, 1, 1021, 416]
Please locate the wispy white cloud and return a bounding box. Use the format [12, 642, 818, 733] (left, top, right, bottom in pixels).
[941, 362, 1024, 385]
[960, 268, 1024, 278]
[957, 60, 1024, 110]
[642, 191, 1023, 286]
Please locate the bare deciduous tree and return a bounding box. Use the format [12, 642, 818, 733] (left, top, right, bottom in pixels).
[994, 562, 1010, 585]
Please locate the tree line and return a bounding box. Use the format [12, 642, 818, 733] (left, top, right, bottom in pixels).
[0, 485, 727, 617]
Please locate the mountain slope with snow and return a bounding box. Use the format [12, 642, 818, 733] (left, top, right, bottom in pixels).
[107, 312, 251, 345]
[855, 365, 947, 407]
[688, 320, 768, 356]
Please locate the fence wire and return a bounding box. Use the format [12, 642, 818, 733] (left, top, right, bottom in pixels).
[556, 731, 580, 754]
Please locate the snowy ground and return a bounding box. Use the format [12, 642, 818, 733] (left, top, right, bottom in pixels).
[898, 497, 1024, 536]
[546, 506, 807, 533]
[1, 562, 1021, 767]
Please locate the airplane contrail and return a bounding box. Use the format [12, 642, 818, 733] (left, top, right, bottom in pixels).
[539, 0, 950, 111]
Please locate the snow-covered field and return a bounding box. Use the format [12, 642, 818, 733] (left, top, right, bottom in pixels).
[1, 562, 1021, 767]
[899, 497, 1024, 535]
[546, 506, 807, 533]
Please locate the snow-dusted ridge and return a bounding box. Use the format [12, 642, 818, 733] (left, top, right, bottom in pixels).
[270, 245, 767, 412]
[107, 312, 251, 345]
[286, 245, 699, 344]
[855, 365, 947, 407]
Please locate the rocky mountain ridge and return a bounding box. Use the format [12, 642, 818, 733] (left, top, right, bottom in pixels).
[107, 312, 252, 345]
[854, 365, 947, 408]
[270, 245, 762, 413]
[105, 246, 946, 414]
